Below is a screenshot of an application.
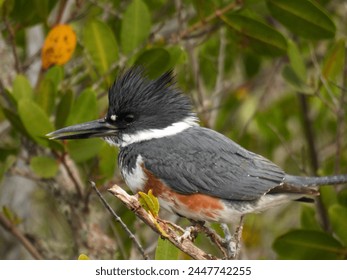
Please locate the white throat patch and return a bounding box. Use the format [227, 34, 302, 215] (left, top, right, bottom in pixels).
[119, 116, 198, 147]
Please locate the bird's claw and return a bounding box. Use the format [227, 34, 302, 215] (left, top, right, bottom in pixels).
[178, 225, 197, 242]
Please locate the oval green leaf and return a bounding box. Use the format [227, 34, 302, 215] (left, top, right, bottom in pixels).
[12, 74, 33, 102]
[155, 237, 181, 260]
[337, 189, 347, 207]
[329, 204, 347, 246]
[30, 156, 59, 178]
[282, 65, 313, 94]
[83, 20, 118, 79]
[135, 48, 171, 78]
[287, 40, 306, 80]
[67, 138, 103, 163]
[322, 39, 345, 81]
[98, 142, 118, 182]
[55, 90, 73, 129]
[18, 99, 54, 147]
[273, 229, 345, 259]
[121, 0, 151, 54]
[66, 88, 97, 126]
[2, 107, 31, 138]
[267, 0, 336, 39]
[35, 78, 56, 115]
[221, 14, 288, 57]
[300, 205, 322, 231]
[45, 65, 64, 90]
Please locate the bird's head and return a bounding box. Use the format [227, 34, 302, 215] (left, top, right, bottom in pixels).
[47, 67, 198, 147]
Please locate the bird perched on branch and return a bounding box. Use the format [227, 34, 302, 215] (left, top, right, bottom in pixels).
[48, 67, 347, 224]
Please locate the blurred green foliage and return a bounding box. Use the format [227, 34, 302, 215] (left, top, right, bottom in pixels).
[0, 0, 347, 260]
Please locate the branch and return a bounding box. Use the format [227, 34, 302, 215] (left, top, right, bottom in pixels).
[3, 18, 22, 73]
[176, 1, 242, 41]
[210, 26, 227, 127]
[334, 55, 347, 174]
[90, 181, 149, 260]
[107, 184, 218, 260]
[54, 151, 83, 198]
[0, 212, 43, 260]
[55, 0, 68, 25]
[297, 93, 331, 232]
[298, 94, 319, 173]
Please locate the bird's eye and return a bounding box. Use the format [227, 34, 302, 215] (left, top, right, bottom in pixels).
[109, 114, 117, 122]
[124, 114, 135, 123]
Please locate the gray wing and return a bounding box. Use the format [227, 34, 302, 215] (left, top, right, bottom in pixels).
[140, 127, 285, 201]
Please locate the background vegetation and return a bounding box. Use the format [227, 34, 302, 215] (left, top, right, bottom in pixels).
[1, 0, 347, 259]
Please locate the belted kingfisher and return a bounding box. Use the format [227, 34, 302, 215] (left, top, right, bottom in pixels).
[48, 67, 347, 223]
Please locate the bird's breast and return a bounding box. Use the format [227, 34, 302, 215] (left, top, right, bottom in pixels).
[120, 154, 147, 193]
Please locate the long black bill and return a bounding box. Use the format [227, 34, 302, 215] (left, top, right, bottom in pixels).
[46, 119, 117, 140]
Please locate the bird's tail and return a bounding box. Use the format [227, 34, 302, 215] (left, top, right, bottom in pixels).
[284, 174, 347, 187]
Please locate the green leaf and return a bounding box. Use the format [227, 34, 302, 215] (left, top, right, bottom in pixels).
[45, 65, 64, 90]
[155, 237, 181, 260]
[267, 0, 336, 39]
[337, 189, 347, 207]
[287, 40, 306, 80]
[18, 99, 54, 147]
[67, 138, 103, 163]
[98, 142, 118, 182]
[0, 155, 16, 183]
[66, 89, 97, 126]
[282, 65, 313, 94]
[1, 107, 31, 138]
[322, 39, 345, 81]
[243, 53, 261, 78]
[320, 185, 338, 208]
[167, 46, 187, 67]
[2, 206, 21, 225]
[12, 74, 33, 102]
[10, 0, 56, 26]
[121, 0, 151, 54]
[30, 156, 59, 178]
[329, 204, 347, 246]
[55, 90, 73, 129]
[135, 48, 171, 78]
[300, 205, 322, 231]
[35, 79, 56, 115]
[83, 20, 118, 80]
[273, 229, 345, 259]
[221, 13, 288, 57]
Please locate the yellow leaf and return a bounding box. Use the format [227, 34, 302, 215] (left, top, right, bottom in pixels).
[41, 24, 77, 70]
[138, 189, 160, 217]
[78, 254, 90, 260]
[148, 189, 160, 216]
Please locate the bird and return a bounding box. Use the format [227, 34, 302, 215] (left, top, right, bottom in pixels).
[47, 67, 347, 224]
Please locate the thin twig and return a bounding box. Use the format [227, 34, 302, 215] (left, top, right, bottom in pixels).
[240, 59, 285, 138]
[297, 93, 331, 231]
[297, 94, 319, 173]
[210, 26, 227, 127]
[3, 18, 22, 73]
[55, 0, 68, 25]
[0, 213, 43, 260]
[54, 151, 83, 198]
[194, 222, 228, 258]
[334, 54, 347, 174]
[90, 181, 149, 260]
[177, 1, 241, 41]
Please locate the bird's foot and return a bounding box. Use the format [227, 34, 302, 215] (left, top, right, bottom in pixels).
[178, 225, 198, 242]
